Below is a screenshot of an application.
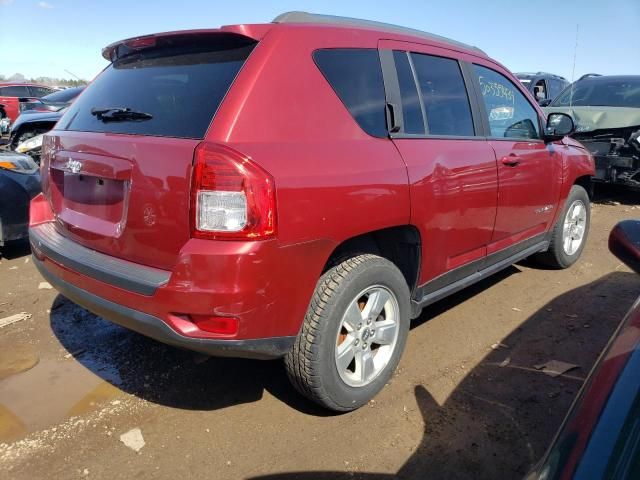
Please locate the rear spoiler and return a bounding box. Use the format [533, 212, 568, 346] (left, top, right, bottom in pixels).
[102, 24, 272, 62]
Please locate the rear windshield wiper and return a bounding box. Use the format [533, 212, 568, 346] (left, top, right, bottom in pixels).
[91, 107, 153, 122]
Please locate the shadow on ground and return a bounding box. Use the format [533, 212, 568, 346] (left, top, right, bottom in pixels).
[0, 240, 30, 260]
[48, 269, 639, 479]
[248, 271, 640, 480]
[592, 184, 639, 206]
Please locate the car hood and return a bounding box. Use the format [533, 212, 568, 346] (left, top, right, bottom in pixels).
[543, 106, 640, 133]
[11, 109, 63, 132]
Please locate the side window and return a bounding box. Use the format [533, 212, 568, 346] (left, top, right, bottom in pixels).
[0, 86, 30, 97]
[29, 86, 55, 97]
[533, 79, 548, 101]
[473, 65, 541, 140]
[410, 53, 475, 136]
[392, 51, 425, 135]
[549, 79, 564, 99]
[314, 49, 388, 138]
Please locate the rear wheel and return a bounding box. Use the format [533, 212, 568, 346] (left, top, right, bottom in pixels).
[536, 185, 590, 268]
[285, 254, 410, 412]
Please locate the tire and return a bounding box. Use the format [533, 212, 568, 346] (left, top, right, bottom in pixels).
[535, 185, 590, 268]
[285, 254, 411, 412]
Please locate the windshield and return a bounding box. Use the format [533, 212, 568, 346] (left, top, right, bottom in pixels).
[551, 77, 640, 108]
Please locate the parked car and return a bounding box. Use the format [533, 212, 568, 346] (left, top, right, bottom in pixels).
[516, 72, 569, 106]
[0, 105, 9, 135]
[526, 219, 640, 480]
[10, 105, 75, 163]
[544, 75, 640, 190]
[19, 86, 85, 114]
[29, 11, 594, 411]
[0, 152, 41, 246]
[0, 83, 56, 123]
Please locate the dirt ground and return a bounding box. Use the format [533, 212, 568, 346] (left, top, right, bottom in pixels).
[0, 190, 639, 480]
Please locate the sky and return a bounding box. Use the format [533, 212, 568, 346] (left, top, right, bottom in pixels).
[0, 0, 638, 82]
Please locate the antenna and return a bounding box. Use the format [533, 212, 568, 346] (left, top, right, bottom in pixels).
[569, 24, 579, 107]
[64, 69, 81, 80]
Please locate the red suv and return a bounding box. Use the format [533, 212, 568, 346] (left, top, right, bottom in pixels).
[29, 12, 594, 411]
[0, 82, 56, 122]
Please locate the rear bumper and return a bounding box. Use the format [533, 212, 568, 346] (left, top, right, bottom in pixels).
[34, 255, 295, 359]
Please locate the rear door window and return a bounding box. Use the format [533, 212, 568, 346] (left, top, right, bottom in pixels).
[392, 51, 425, 135]
[410, 53, 475, 136]
[314, 49, 388, 138]
[29, 86, 55, 97]
[59, 34, 256, 139]
[0, 86, 30, 97]
[473, 65, 541, 140]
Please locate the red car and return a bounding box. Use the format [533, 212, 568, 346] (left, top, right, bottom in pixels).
[29, 12, 595, 411]
[0, 82, 56, 122]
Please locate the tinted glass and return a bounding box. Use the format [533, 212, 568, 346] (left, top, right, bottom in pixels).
[29, 86, 55, 97]
[314, 49, 387, 138]
[411, 53, 474, 136]
[548, 79, 564, 99]
[393, 51, 425, 135]
[551, 77, 640, 108]
[42, 87, 84, 102]
[59, 35, 255, 139]
[0, 86, 30, 97]
[474, 65, 540, 139]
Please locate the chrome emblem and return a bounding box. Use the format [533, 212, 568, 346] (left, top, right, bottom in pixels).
[143, 204, 157, 227]
[67, 159, 82, 174]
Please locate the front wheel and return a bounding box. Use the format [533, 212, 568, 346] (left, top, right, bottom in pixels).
[285, 254, 410, 412]
[536, 185, 590, 268]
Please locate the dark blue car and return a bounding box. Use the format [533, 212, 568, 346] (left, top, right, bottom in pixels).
[0, 152, 41, 245]
[9, 107, 65, 152]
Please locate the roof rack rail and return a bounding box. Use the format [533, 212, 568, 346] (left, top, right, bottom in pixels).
[577, 73, 602, 81]
[273, 11, 486, 55]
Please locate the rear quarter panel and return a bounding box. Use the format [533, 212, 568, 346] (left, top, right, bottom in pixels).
[208, 25, 411, 251]
[206, 26, 412, 335]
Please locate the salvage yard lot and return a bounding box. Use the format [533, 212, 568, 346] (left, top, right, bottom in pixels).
[1, 192, 639, 480]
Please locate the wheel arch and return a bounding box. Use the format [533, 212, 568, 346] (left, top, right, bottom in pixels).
[322, 225, 422, 294]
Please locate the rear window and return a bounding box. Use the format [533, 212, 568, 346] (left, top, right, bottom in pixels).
[313, 49, 388, 138]
[59, 34, 256, 139]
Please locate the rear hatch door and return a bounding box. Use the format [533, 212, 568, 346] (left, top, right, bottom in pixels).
[43, 32, 257, 270]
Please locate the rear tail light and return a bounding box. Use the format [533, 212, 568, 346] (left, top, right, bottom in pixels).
[190, 142, 276, 240]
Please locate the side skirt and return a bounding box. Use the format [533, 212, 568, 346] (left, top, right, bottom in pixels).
[411, 239, 549, 318]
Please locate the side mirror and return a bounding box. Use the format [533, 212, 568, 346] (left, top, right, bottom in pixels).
[609, 220, 640, 275]
[544, 112, 574, 142]
[539, 99, 552, 107]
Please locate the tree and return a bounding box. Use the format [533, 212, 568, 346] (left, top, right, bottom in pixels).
[8, 73, 25, 82]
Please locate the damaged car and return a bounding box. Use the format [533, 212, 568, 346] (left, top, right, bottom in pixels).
[545, 75, 640, 190]
[8, 107, 66, 163]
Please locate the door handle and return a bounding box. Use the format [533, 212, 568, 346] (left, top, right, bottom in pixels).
[501, 154, 522, 167]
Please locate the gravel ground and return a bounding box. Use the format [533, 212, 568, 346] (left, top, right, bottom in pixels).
[0, 189, 639, 480]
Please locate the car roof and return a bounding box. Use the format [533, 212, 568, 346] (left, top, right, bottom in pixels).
[104, 11, 489, 62]
[578, 75, 640, 83]
[272, 11, 486, 56]
[0, 82, 51, 88]
[515, 72, 567, 81]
